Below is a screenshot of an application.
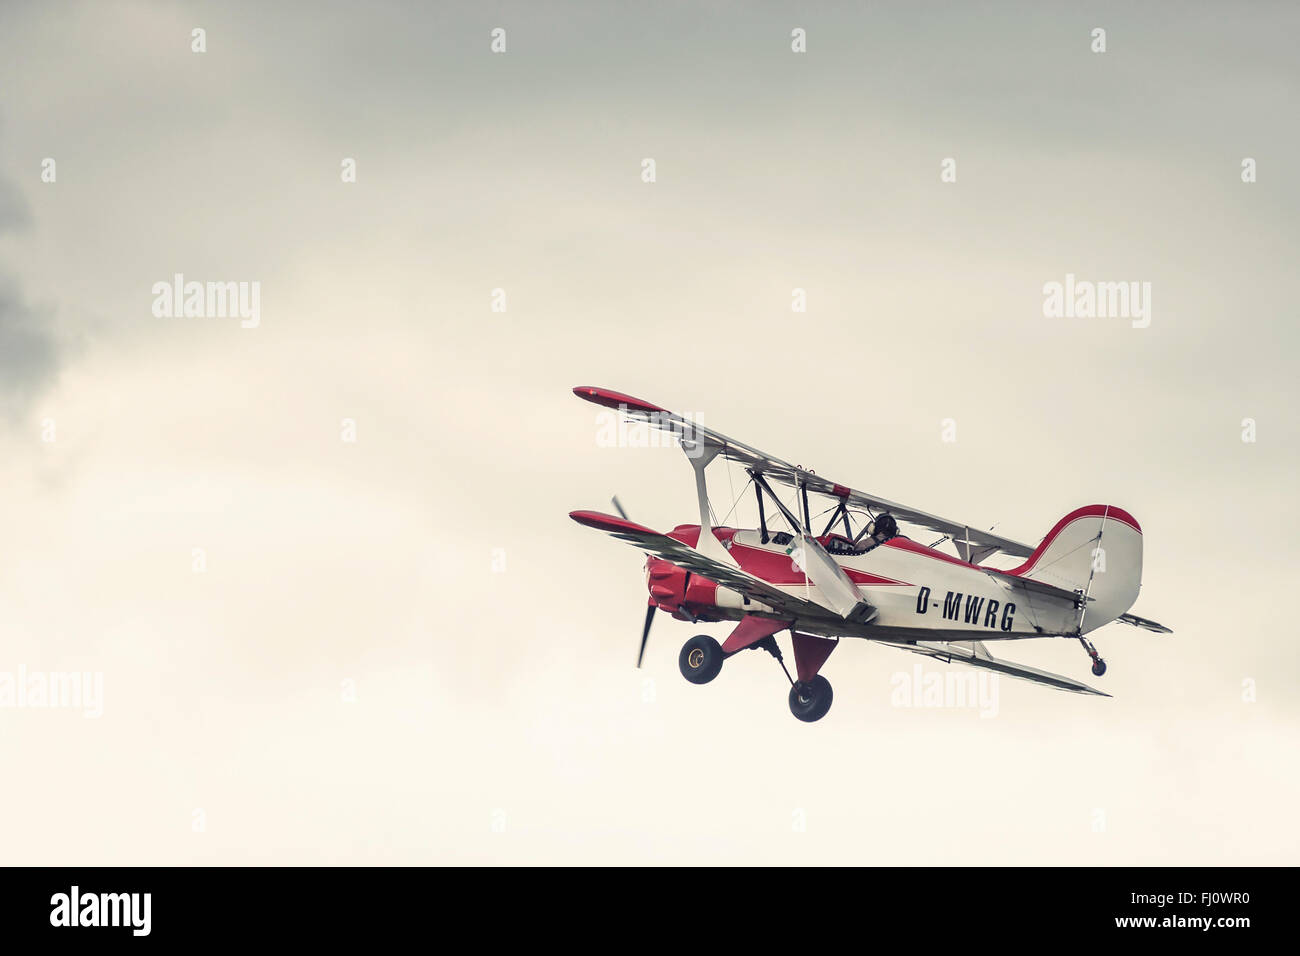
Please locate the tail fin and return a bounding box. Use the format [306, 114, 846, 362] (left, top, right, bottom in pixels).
[1005, 506, 1143, 634]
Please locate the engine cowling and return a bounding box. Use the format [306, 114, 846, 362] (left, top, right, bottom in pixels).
[646, 558, 687, 611]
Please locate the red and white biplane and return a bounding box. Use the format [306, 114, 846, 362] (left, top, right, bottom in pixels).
[570, 386, 1172, 722]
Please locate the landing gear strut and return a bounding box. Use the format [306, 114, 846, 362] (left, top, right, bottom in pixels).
[753, 635, 794, 685]
[1079, 636, 1107, 677]
[755, 633, 834, 722]
[681, 629, 836, 722]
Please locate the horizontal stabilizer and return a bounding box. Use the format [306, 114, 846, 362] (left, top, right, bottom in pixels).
[1116, 612, 1173, 634]
[981, 567, 1090, 605]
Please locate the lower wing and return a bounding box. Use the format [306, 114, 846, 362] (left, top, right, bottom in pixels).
[876, 638, 1109, 696]
[569, 510, 836, 620]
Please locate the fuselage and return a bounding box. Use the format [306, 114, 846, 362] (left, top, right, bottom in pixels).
[647, 525, 1079, 640]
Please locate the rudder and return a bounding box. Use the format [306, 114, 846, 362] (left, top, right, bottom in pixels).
[1005, 505, 1143, 633]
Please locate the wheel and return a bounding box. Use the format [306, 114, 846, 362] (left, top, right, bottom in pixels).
[678, 635, 723, 685]
[1091, 659, 1107, 677]
[788, 675, 833, 722]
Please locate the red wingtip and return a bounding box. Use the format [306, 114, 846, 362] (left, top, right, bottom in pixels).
[569, 510, 658, 536]
[571, 386, 667, 415]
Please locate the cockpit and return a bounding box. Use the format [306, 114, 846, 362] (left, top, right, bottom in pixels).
[822, 534, 872, 556]
[821, 514, 900, 556]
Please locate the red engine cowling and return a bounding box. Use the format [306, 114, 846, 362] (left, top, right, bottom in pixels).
[646, 557, 721, 621]
[646, 558, 687, 611]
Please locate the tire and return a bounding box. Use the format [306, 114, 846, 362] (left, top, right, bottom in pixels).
[1091, 659, 1107, 677]
[788, 675, 833, 722]
[678, 635, 724, 685]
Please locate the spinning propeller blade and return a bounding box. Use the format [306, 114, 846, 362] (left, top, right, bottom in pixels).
[637, 600, 656, 668]
[612, 495, 656, 667]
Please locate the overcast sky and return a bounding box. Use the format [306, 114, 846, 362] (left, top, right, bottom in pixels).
[0, 1, 1296, 864]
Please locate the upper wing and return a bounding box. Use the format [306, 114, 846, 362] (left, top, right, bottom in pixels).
[878, 638, 1110, 696]
[573, 386, 1035, 560]
[569, 510, 835, 620]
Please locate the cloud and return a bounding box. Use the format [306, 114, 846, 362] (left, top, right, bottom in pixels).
[0, 282, 57, 418]
[0, 171, 59, 422]
[0, 172, 29, 232]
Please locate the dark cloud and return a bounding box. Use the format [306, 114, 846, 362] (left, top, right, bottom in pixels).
[0, 282, 58, 420]
[0, 174, 28, 233]
[0, 171, 59, 421]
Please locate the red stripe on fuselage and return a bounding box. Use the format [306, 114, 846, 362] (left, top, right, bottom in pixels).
[726, 542, 811, 585]
[666, 527, 914, 587]
[842, 569, 911, 587]
[879, 536, 976, 569]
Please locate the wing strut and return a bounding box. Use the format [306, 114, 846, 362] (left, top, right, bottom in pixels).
[683, 440, 737, 569]
[749, 470, 802, 534]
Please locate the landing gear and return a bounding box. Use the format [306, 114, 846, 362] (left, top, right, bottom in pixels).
[1079, 636, 1107, 677]
[757, 631, 836, 722]
[678, 635, 724, 684]
[788, 675, 834, 722]
[679, 628, 835, 722]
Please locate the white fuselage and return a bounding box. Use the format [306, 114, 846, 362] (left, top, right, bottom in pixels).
[710, 529, 1080, 640]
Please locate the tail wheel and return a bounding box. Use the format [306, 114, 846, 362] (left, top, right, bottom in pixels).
[678, 635, 723, 685]
[1079, 636, 1106, 678]
[788, 675, 833, 722]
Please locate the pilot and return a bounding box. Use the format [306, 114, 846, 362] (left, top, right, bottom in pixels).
[852, 514, 898, 553]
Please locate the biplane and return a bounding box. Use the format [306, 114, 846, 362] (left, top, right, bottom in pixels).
[569, 386, 1172, 722]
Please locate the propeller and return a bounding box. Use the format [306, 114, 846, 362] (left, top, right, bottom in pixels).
[612, 496, 656, 668]
[637, 600, 656, 668]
